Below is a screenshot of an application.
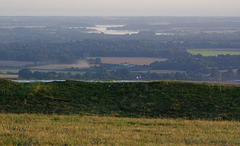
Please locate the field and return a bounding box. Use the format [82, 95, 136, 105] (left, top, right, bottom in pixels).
[89, 57, 167, 65]
[0, 114, 239, 145]
[187, 49, 240, 56]
[0, 74, 18, 78]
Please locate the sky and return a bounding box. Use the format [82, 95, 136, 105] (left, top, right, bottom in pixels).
[1, 0, 240, 16]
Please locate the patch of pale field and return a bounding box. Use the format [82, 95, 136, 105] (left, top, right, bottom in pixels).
[0, 60, 35, 67]
[89, 57, 167, 65]
[0, 74, 18, 78]
[132, 70, 185, 74]
[233, 69, 239, 73]
[0, 114, 240, 145]
[220, 69, 239, 73]
[31, 60, 94, 70]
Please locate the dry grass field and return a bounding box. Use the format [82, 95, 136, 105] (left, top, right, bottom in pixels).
[0, 114, 239, 145]
[89, 57, 167, 65]
[0, 74, 18, 78]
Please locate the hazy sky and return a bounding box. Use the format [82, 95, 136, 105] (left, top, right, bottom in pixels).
[1, 0, 240, 16]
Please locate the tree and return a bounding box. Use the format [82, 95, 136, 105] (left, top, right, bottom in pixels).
[209, 68, 221, 81]
[83, 72, 93, 79]
[115, 68, 132, 79]
[18, 68, 32, 79]
[237, 69, 240, 75]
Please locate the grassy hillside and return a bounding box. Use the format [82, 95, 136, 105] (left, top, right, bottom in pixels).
[0, 79, 240, 120]
[1, 114, 240, 145]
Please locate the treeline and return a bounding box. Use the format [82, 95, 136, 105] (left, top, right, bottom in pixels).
[0, 40, 187, 63]
[18, 68, 136, 80]
[150, 54, 240, 71]
[1, 39, 240, 65]
[18, 69, 81, 80]
[18, 67, 240, 81]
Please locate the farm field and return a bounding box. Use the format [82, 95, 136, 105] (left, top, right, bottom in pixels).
[89, 57, 167, 65]
[0, 74, 18, 78]
[187, 49, 240, 56]
[0, 114, 239, 145]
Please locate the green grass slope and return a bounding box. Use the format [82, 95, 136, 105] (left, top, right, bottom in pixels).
[0, 79, 240, 120]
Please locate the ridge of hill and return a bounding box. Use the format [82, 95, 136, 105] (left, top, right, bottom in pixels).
[0, 79, 240, 120]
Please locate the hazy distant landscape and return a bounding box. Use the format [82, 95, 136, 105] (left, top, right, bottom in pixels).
[1, 16, 240, 82]
[1, 16, 240, 145]
[1, 0, 240, 144]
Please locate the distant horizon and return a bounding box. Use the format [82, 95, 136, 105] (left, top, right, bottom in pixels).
[1, 0, 240, 17]
[1, 15, 240, 17]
